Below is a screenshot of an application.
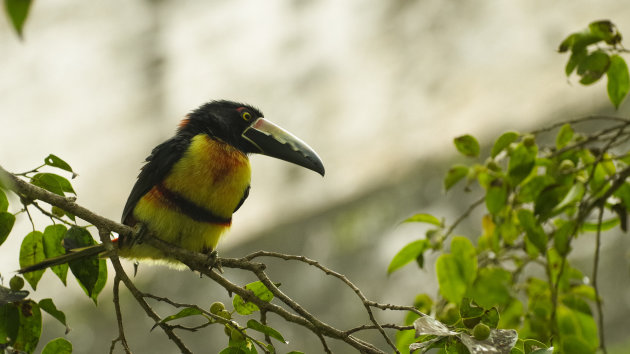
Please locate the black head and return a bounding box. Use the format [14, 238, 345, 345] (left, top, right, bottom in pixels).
[178, 100, 325, 176]
[179, 100, 263, 153]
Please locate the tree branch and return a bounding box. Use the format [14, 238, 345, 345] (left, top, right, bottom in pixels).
[0, 164, 403, 353]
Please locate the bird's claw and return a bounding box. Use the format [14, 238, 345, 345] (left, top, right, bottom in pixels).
[206, 250, 223, 273]
[129, 223, 148, 246]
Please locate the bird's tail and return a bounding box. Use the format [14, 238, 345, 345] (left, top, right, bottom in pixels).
[18, 243, 107, 273]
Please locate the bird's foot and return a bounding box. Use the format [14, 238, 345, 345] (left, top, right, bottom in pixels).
[129, 223, 148, 246]
[205, 249, 223, 273]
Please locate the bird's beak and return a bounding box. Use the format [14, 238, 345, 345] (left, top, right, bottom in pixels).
[242, 118, 325, 176]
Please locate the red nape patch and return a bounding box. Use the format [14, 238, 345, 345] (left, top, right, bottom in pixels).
[178, 117, 191, 129]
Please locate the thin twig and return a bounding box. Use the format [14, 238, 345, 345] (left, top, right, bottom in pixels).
[443, 196, 485, 241]
[97, 228, 193, 354]
[23, 205, 35, 231]
[529, 115, 630, 135]
[110, 275, 131, 354]
[344, 323, 414, 335]
[31, 201, 75, 227]
[593, 206, 607, 354]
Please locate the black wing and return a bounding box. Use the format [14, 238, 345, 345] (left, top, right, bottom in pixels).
[233, 185, 250, 213]
[121, 135, 191, 224]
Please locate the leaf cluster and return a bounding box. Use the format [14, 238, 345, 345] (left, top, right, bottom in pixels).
[391, 118, 630, 353]
[1, 156, 107, 353]
[559, 20, 630, 108]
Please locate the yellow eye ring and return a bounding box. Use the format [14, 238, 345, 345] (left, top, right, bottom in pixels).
[242, 112, 252, 121]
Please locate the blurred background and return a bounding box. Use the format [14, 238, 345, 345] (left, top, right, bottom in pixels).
[1, 0, 629, 352]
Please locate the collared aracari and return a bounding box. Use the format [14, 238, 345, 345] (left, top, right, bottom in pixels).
[19, 100, 324, 273]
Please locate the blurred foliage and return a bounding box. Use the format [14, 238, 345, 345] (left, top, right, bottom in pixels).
[559, 20, 629, 108]
[391, 20, 629, 353]
[3, 0, 32, 39]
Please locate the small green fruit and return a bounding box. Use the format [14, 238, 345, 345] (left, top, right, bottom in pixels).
[439, 303, 460, 325]
[485, 158, 501, 172]
[216, 310, 231, 320]
[559, 159, 575, 173]
[209, 301, 225, 315]
[523, 135, 536, 147]
[9, 276, 24, 291]
[473, 323, 491, 340]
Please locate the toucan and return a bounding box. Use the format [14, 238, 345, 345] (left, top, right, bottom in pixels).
[19, 100, 324, 273]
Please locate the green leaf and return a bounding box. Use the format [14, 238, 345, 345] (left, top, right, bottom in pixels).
[42, 225, 69, 285]
[0, 188, 8, 212]
[30, 173, 75, 196]
[577, 50, 610, 85]
[607, 55, 630, 109]
[454, 135, 480, 158]
[557, 305, 598, 351]
[555, 124, 574, 149]
[530, 349, 554, 354]
[38, 299, 69, 333]
[65, 227, 106, 301]
[499, 300, 523, 330]
[4, 0, 32, 38]
[233, 281, 274, 315]
[580, 218, 619, 232]
[402, 213, 441, 226]
[436, 255, 466, 304]
[444, 165, 469, 191]
[553, 220, 574, 257]
[0, 211, 15, 247]
[552, 182, 584, 214]
[247, 319, 286, 343]
[468, 267, 512, 309]
[561, 294, 592, 316]
[558, 31, 602, 53]
[486, 180, 507, 215]
[219, 347, 248, 354]
[88, 259, 107, 304]
[13, 300, 42, 353]
[570, 284, 597, 301]
[0, 303, 20, 347]
[388, 239, 430, 273]
[508, 142, 537, 185]
[19, 231, 46, 290]
[460, 298, 484, 319]
[42, 337, 72, 354]
[518, 175, 554, 203]
[517, 209, 547, 254]
[451, 237, 477, 284]
[565, 48, 587, 76]
[481, 307, 500, 328]
[44, 154, 75, 175]
[160, 308, 203, 324]
[559, 335, 594, 354]
[436, 237, 477, 304]
[522, 339, 549, 353]
[534, 184, 569, 220]
[588, 20, 621, 44]
[498, 215, 519, 245]
[491, 131, 519, 158]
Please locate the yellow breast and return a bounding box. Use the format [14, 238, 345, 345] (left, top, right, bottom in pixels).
[123, 134, 251, 265]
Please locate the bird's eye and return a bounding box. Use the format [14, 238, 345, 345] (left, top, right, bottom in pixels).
[242, 112, 252, 121]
